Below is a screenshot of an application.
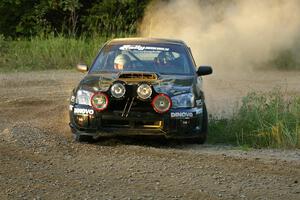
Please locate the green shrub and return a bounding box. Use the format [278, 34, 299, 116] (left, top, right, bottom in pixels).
[209, 90, 300, 148]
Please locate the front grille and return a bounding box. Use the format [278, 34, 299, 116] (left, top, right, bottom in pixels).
[109, 98, 154, 112]
[102, 96, 163, 129]
[102, 119, 129, 127]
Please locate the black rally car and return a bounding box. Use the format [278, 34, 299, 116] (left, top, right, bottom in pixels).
[69, 38, 212, 143]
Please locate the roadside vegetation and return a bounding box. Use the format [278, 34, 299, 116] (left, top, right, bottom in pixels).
[0, 0, 147, 72]
[0, 35, 109, 72]
[208, 90, 300, 149]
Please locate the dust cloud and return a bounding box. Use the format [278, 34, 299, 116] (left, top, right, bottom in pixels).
[139, 0, 300, 73]
[139, 0, 300, 115]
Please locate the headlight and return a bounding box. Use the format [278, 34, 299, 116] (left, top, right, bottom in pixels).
[76, 89, 93, 106]
[111, 82, 126, 98]
[137, 84, 152, 100]
[171, 93, 195, 108]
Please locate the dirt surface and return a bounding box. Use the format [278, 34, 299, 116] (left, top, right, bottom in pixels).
[0, 70, 300, 200]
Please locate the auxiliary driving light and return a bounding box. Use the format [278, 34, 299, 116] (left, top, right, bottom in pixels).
[111, 82, 126, 98]
[91, 92, 109, 111]
[137, 84, 152, 100]
[151, 93, 172, 113]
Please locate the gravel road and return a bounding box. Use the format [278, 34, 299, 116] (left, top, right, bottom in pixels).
[0, 70, 299, 200]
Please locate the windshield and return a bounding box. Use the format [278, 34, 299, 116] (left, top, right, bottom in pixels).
[89, 43, 195, 75]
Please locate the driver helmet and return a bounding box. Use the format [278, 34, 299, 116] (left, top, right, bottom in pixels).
[114, 54, 131, 70]
[156, 52, 168, 65]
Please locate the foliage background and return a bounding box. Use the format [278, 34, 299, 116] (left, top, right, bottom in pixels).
[0, 0, 150, 38]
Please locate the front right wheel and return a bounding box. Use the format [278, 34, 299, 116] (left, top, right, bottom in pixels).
[191, 104, 208, 144]
[195, 103, 208, 144]
[182, 104, 208, 144]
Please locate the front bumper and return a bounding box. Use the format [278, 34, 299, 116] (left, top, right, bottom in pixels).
[69, 104, 204, 139]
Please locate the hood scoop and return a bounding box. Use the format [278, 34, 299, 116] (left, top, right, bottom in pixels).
[118, 72, 158, 83]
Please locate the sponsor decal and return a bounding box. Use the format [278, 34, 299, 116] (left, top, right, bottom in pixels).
[74, 108, 94, 115]
[119, 45, 169, 51]
[171, 112, 193, 118]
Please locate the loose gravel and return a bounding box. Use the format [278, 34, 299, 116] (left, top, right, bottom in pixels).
[0, 70, 299, 200]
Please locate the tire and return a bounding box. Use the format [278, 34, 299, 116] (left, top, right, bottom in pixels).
[196, 103, 208, 144]
[73, 134, 94, 143]
[182, 104, 208, 144]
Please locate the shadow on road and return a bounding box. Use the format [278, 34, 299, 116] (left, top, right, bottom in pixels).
[90, 135, 198, 149]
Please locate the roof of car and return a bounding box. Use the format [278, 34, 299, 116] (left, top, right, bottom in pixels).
[107, 37, 187, 46]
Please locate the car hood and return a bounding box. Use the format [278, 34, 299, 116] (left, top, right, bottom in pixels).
[78, 72, 195, 97]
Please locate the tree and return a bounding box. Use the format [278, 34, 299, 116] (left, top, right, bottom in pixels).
[0, 0, 150, 38]
[82, 0, 149, 36]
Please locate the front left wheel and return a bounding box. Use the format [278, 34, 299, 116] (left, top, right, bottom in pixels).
[73, 134, 94, 143]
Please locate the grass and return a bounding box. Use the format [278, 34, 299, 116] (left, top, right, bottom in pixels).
[208, 89, 300, 149]
[0, 34, 108, 72]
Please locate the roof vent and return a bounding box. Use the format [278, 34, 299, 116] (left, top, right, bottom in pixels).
[118, 72, 158, 82]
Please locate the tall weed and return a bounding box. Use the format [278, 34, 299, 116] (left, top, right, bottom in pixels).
[209, 90, 300, 148]
[0, 35, 108, 72]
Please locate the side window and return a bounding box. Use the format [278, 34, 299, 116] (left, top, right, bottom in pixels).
[171, 51, 186, 73]
[172, 52, 180, 59]
[104, 51, 116, 70]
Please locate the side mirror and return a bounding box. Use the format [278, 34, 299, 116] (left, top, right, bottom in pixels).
[196, 66, 213, 76]
[77, 64, 88, 73]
